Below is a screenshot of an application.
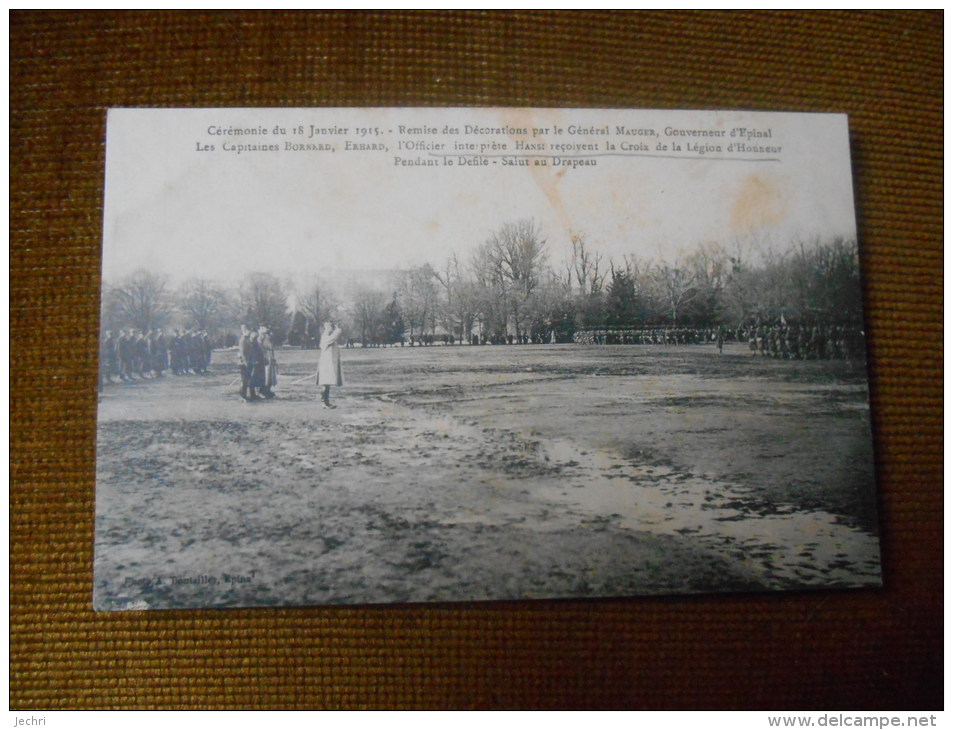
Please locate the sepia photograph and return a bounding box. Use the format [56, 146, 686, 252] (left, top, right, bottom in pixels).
[94, 107, 880, 610]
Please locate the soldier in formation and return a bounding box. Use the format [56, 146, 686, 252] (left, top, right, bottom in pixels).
[170, 329, 213, 375]
[571, 322, 863, 361]
[743, 323, 864, 361]
[100, 327, 212, 386]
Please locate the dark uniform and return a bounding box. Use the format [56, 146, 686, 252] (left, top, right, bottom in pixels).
[258, 327, 277, 399]
[238, 326, 258, 401]
[150, 330, 168, 377]
[117, 330, 134, 380]
[249, 333, 267, 393]
[134, 332, 150, 377]
[101, 331, 118, 384]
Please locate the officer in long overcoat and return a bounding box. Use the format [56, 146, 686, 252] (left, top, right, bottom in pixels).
[315, 320, 343, 408]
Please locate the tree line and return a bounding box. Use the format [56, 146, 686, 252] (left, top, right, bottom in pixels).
[100, 219, 864, 348]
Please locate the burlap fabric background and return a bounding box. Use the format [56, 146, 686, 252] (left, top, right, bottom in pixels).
[10, 11, 941, 710]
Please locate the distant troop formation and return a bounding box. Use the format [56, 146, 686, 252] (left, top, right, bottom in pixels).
[574, 324, 865, 361]
[575, 327, 711, 346]
[100, 328, 213, 387]
[99, 319, 865, 403]
[739, 324, 865, 361]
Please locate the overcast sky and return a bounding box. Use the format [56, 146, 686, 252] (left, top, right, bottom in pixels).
[101, 108, 858, 287]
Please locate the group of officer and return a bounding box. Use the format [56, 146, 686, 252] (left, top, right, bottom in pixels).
[99, 328, 213, 386]
[237, 324, 278, 402]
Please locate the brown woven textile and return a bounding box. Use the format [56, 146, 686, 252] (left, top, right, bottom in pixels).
[11, 10, 941, 710]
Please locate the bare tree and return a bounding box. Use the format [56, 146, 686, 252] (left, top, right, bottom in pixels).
[238, 272, 290, 343]
[785, 236, 863, 325]
[652, 254, 698, 326]
[485, 219, 548, 340]
[351, 286, 387, 346]
[295, 277, 337, 344]
[177, 278, 230, 333]
[721, 232, 778, 325]
[470, 239, 507, 341]
[108, 269, 173, 332]
[687, 242, 729, 325]
[398, 265, 439, 342]
[434, 253, 478, 343]
[566, 233, 606, 297]
[533, 268, 575, 342]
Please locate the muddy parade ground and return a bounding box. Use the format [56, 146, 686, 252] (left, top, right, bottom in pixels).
[94, 343, 881, 610]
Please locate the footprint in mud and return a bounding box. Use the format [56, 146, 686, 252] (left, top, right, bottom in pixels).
[536, 438, 881, 590]
[322, 536, 344, 552]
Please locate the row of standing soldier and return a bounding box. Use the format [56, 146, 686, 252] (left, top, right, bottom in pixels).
[572, 323, 863, 361]
[742, 323, 863, 361]
[100, 328, 212, 386]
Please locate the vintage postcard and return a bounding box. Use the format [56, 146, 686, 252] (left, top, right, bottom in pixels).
[94, 108, 880, 610]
